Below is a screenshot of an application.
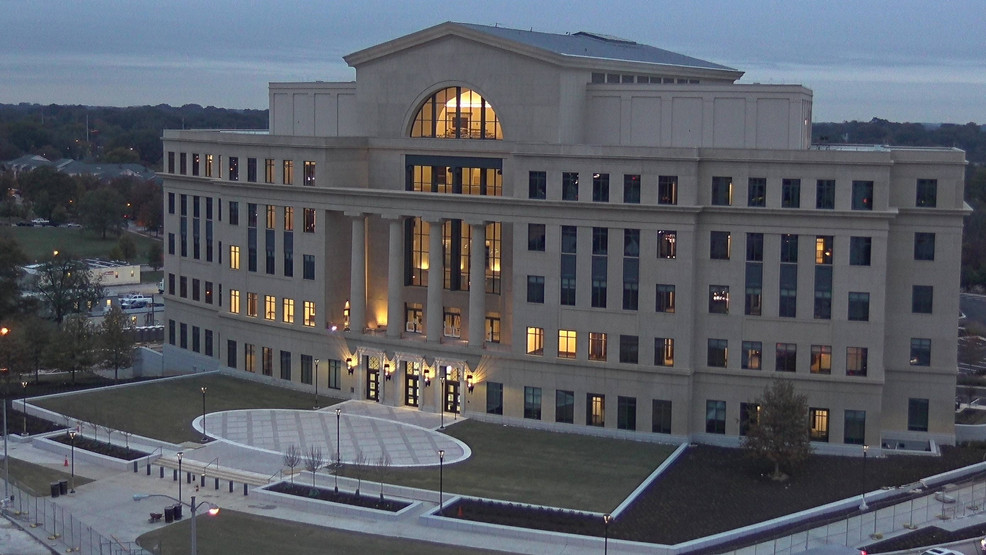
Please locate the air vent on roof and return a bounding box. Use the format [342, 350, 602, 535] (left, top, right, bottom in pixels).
[573, 31, 637, 45]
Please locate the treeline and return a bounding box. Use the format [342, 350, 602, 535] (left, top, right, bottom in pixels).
[813, 118, 986, 165]
[0, 103, 268, 169]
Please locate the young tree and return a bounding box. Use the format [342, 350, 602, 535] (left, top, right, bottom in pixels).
[46, 314, 97, 384]
[100, 305, 136, 382]
[78, 187, 126, 239]
[116, 234, 137, 261]
[375, 453, 392, 502]
[15, 315, 54, 384]
[303, 446, 324, 490]
[283, 445, 301, 485]
[353, 449, 368, 497]
[33, 253, 104, 323]
[147, 241, 163, 270]
[742, 379, 813, 480]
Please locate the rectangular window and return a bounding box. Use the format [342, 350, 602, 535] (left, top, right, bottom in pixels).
[486, 382, 503, 415]
[624, 174, 641, 204]
[617, 396, 636, 431]
[910, 338, 931, 366]
[586, 393, 605, 427]
[303, 161, 316, 186]
[816, 179, 835, 209]
[205, 154, 214, 178]
[228, 201, 239, 226]
[264, 295, 276, 320]
[742, 341, 762, 370]
[261, 346, 273, 376]
[844, 410, 866, 445]
[711, 176, 732, 206]
[656, 284, 676, 313]
[167, 151, 175, 173]
[247, 158, 257, 182]
[192, 153, 200, 176]
[228, 157, 239, 181]
[303, 301, 316, 327]
[204, 281, 213, 304]
[328, 360, 342, 389]
[708, 338, 727, 367]
[852, 180, 873, 210]
[916, 178, 937, 208]
[850, 236, 871, 266]
[282, 160, 294, 185]
[709, 285, 729, 314]
[526, 327, 544, 355]
[300, 354, 312, 385]
[775, 343, 797, 372]
[592, 173, 609, 202]
[655, 337, 674, 367]
[526, 275, 545, 303]
[619, 335, 638, 364]
[746, 233, 764, 261]
[710, 231, 731, 260]
[247, 203, 257, 228]
[528, 171, 546, 199]
[528, 224, 545, 251]
[652, 399, 672, 434]
[848, 292, 870, 321]
[167, 320, 176, 345]
[907, 398, 929, 432]
[815, 236, 833, 264]
[179, 276, 188, 298]
[264, 158, 275, 183]
[847, 347, 868, 376]
[486, 313, 501, 343]
[244, 343, 255, 372]
[446, 308, 463, 338]
[810, 345, 832, 374]
[562, 172, 579, 201]
[560, 226, 577, 306]
[303, 254, 316, 280]
[279, 351, 292, 380]
[740, 402, 760, 436]
[283, 206, 294, 231]
[226, 339, 236, 368]
[282, 298, 295, 324]
[246, 292, 258, 317]
[706, 400, 726, 434]
[814, 266, 833, 320]
[658, 175, 677, 205]
[746, 263, 763, 316]
[623, 230, 640, 310]
[524, 387, 542, 420]
[747, 177, 766, 207]
[657, 230, 677, 259]
[914, 232, 935, 261]
[229, 289, 240, 314]
[557, 329, 577, 359]
[304, 208, 316, 233]
[591, 227, 607, 308]
[912, 285, 933, 314]
[179, 323, 187, 349]
[781, 178, 801, 208]
[556, 390, 574, 424]
[809, 408, 829, 442]
[588, 332, 607, 361]
[204, 329, 213, 357]
[179, 152, 187, 174]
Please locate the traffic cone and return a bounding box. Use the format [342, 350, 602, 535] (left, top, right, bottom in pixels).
[64, 457, 68, 467]
[457, 505, 463, 517]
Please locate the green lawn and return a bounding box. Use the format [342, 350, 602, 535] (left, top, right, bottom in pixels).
[342, 419, 675, 512]
[137, 510, 503, 555]
[32, 373, 343, 443]
[4, 225, 160, 264]
[6, 457, 93, 496]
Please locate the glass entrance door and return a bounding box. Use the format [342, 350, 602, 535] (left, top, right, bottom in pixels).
[365, 355, 379, 401]
[405, 361, 419, 407]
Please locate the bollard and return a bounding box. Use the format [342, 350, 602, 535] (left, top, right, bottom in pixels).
[186, 472, 191, 484]
[146, 463, 151, 476]
[133, 461, 138, 473]
[243, 483, 248, 496]
[229, 480, 234, 493]
[173, 469, 177, 481]
[214, 477, 219, 490]
[200, 474, 205, 487]
[160, 466, 164, 478]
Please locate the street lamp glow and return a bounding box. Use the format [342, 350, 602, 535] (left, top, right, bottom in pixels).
[134, 493, 219, 555]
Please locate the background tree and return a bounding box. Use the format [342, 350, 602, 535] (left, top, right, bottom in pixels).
[33, 253, 104, 323]
[0, 232, 28, 322]
[17, 166, 79, 222]
[109, 234, 137, 262]
[741, 379, 813, 480]
[8, 315, 54, 384]
[78, 187, 126, 238]
[99, 305, 135, 382]
[47, 314, 97, 384]
[147, 241, 163, 270]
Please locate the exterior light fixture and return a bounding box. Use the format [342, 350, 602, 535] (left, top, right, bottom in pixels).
[384, 363, 391, 380]
[423, 368, 431, 387]
[466, 374, 474, 393]
[346, 357, 354, 375]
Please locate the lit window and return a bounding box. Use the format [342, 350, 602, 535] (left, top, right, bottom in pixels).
[247, 292, 258, 317]
[847, 347, 868, 376]
[810, 345, 832, 374]
[655, 337, 674, 367]
[526, 327, 544, 356]
[809, 408, 829, 442]
[558, 329, 577, 359]
[657, 230, 676, 259]
[742, 341, 761, 370]
[410, 86, 502, 140]
[303, 161, 316, 186]
[282, 299, 295, 324]
[229, 245, 240, 270]
[588, 332, 607, 361]
[229, 290, 240, 314]
[303, 301, 316, 327]
[709, 285, 729, 314]
[265, 295, 276, 320]
[282, 160, 294, 185]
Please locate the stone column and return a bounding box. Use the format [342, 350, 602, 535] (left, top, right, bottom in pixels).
[386, 217, 404, 338]
[426, 219, 444, 342]
[348, 214, 366, 333]
[468, 222, 487, 348]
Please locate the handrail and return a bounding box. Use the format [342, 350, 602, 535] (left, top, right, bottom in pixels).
[203, 456, 220, 476]
[267, 469, 282, 484]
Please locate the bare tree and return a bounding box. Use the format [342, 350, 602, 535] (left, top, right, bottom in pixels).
[376, 453, 392, 502]
[303, 446, 324, 489]
[353, 449, 368, 497]
[122, 431, 132, 457]
[100, 423, 115, 447]
[283, 445, 301, 485]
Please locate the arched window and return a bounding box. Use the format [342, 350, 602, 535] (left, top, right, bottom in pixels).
[410, 87, 502, 140]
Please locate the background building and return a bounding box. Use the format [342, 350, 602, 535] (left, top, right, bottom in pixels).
[162, 22, 967, 453]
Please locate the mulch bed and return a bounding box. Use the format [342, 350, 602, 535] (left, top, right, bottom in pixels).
[447, 498, 603, 536]
[49, 432, 150, 461]
[866, 523, 986, 553]
[268, 481, 411, 512]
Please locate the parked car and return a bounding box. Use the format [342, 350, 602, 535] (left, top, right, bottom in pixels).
[31, 218, 50, 226]
[120, 294, 150, 309]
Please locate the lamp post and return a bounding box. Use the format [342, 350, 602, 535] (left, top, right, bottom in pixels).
[604, 514, 612, 554]
[68, 429, 77, 493]
[177, 451, 184, 504]
[335, 408, 342, 467]
[21, 380, 28, 436]
[134, 493, 219, 555]
[1, 326, 9, 503]
[200, 387, 208, 442]
[859, 445, 869, 510]
[439, 376, 446, 431]
[313, 358, 320, 409]
[438, 449, 445, 516]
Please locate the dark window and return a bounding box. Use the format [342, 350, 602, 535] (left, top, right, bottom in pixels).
[303, 254, 315, 280]
[914, 232, 935, 261]
[168, 319, 175, 345]
[191, 153, 200, 176]
[708, 339, 727, 367]
[658, 176, 677, 205]
[300, 355, 312, 384]
[529, 171, 546, 199]
[524, 386, 542, 420]
[780, 234, 798, 263]
[168, 233, 175, 255]
[916, 179, 937, 208]
[560, 226, 577, 306]
[655, 337, 674, 367]
[528, 224, 545, 251]
[228, 157, 239, 181]
[227, 339, 237, 369]
[179, 276, 187, 298]
[848, 292, 870, 321]
[779, 264, 797, 318]
[205, 281, 213, 304]
[167, 152, 174, 173]
[709, 285, 729, 314]
[746, 233, 764, 261]
[746, 263, 763, 316]
[527, 275, 545, 303]
[844, 410, 866, 445]
[656, 284, 675, 313]
[912, 285, 933, 313]
[852, 180, 873, 210]
[562, 172, 579, 201]
[247, 158, 257, 182]
[816, 180, 835, 209]
[850, 236, 872, 266]
[910, 338, 931, 366]
[592, 173, 609, 202]
[740, 402, 760, 436]
[748, 178, 766, 207]
[555, 390, 574, 424]
[617, 396, 636, 431]
[652, 399, 672, 434]
[781, 178, 801, 208]
[168, 192, 175, 214]
[710, 231, 731, 260]
[591, 228, 607, 308]
[619, 335, 638, 364]
[486, 382, 503, 415]
[814, 266, 832, 320]
[705, 400, 726, 434]
[742, 341, 762, 370]
[204, 329, 213, 357]
[907, 398, 929, 432]
[847, 347, 868, 376]
[179, 152, 187, 174]
[228, 201, 239, 226]
[775, 343, 797, 372]
[711, 176, 732, 206]
[624, 174, 641, 204]
[280, 350, 291, 380]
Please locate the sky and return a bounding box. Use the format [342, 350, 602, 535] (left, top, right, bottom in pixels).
[1, 0, 984, 123]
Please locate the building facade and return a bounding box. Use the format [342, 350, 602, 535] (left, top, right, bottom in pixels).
[162, 22, 967, 452]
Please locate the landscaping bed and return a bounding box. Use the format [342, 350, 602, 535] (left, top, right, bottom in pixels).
[865, 523, 986, 553]
[49, 432, 150, 461]
[267, 481, 410, 512]
[447, 498, 604, 537]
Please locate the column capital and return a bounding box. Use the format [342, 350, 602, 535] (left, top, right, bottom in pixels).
[464, 219, 490, 228]
[344, 211, 365, 219]
[381, 213, 406, 221]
